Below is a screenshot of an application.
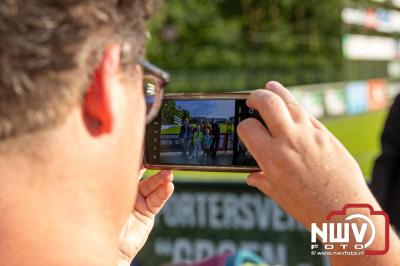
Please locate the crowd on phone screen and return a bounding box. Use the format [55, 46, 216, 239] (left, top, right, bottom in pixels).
[179, 118, 233, 159]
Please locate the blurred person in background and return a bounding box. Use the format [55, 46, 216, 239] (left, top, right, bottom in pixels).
[192, 125, 204, 157]
[188, 125, 195, 159]
[179, 118, 191, 157]
[224, 120, 233, 155]
[203, 128, 212, 158]
[202, 120, 210, 135]
[211, 118, 220, 159]
[370, 94, 400, 233]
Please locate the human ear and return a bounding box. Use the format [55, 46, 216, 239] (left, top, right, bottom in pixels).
[83, 44, 121, 136]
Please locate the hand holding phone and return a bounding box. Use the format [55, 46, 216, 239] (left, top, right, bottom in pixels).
[237, 81, 400, 265]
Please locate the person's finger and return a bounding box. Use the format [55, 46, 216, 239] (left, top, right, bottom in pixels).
[145, 182, 174, 215]
[139, 170, 173, 197]
[237, 118, 272, 163]
[265, 81, 309, 123]
[246, 89, 293, 137]
[247, 172, 274, 198]
[308, 114, 326, 130]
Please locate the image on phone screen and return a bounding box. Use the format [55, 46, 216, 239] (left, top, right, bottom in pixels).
[146, 97, 262, 169]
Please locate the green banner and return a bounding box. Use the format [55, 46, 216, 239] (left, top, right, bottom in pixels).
[136, 182, 328, 266]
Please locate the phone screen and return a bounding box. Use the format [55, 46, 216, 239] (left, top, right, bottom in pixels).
[145, 98, 262, 169]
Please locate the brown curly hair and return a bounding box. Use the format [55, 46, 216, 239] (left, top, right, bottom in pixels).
[0, 0, 152, 140]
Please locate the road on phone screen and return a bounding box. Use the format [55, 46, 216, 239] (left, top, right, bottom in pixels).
[160, 151, 233, 166]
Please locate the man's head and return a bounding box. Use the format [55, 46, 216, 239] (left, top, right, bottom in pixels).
[0, 0, 152, 251]
[0, 0, 150, 138]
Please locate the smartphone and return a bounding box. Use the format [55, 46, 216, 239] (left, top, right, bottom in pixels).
[144, 93, 264, 172]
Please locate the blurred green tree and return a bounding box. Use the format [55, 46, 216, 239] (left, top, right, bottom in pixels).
[161, 100, 191, 124]
[147, 0, 343, 92]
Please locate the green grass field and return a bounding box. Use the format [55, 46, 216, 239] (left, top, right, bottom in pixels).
[324, 110, 387, 182]
[148, 110, 388, 182]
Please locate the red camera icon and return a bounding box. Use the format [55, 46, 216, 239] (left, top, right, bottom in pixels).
[325, 203, 390, 255]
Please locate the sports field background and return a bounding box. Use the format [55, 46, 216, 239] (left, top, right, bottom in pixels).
[147, 109, 388, 183]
